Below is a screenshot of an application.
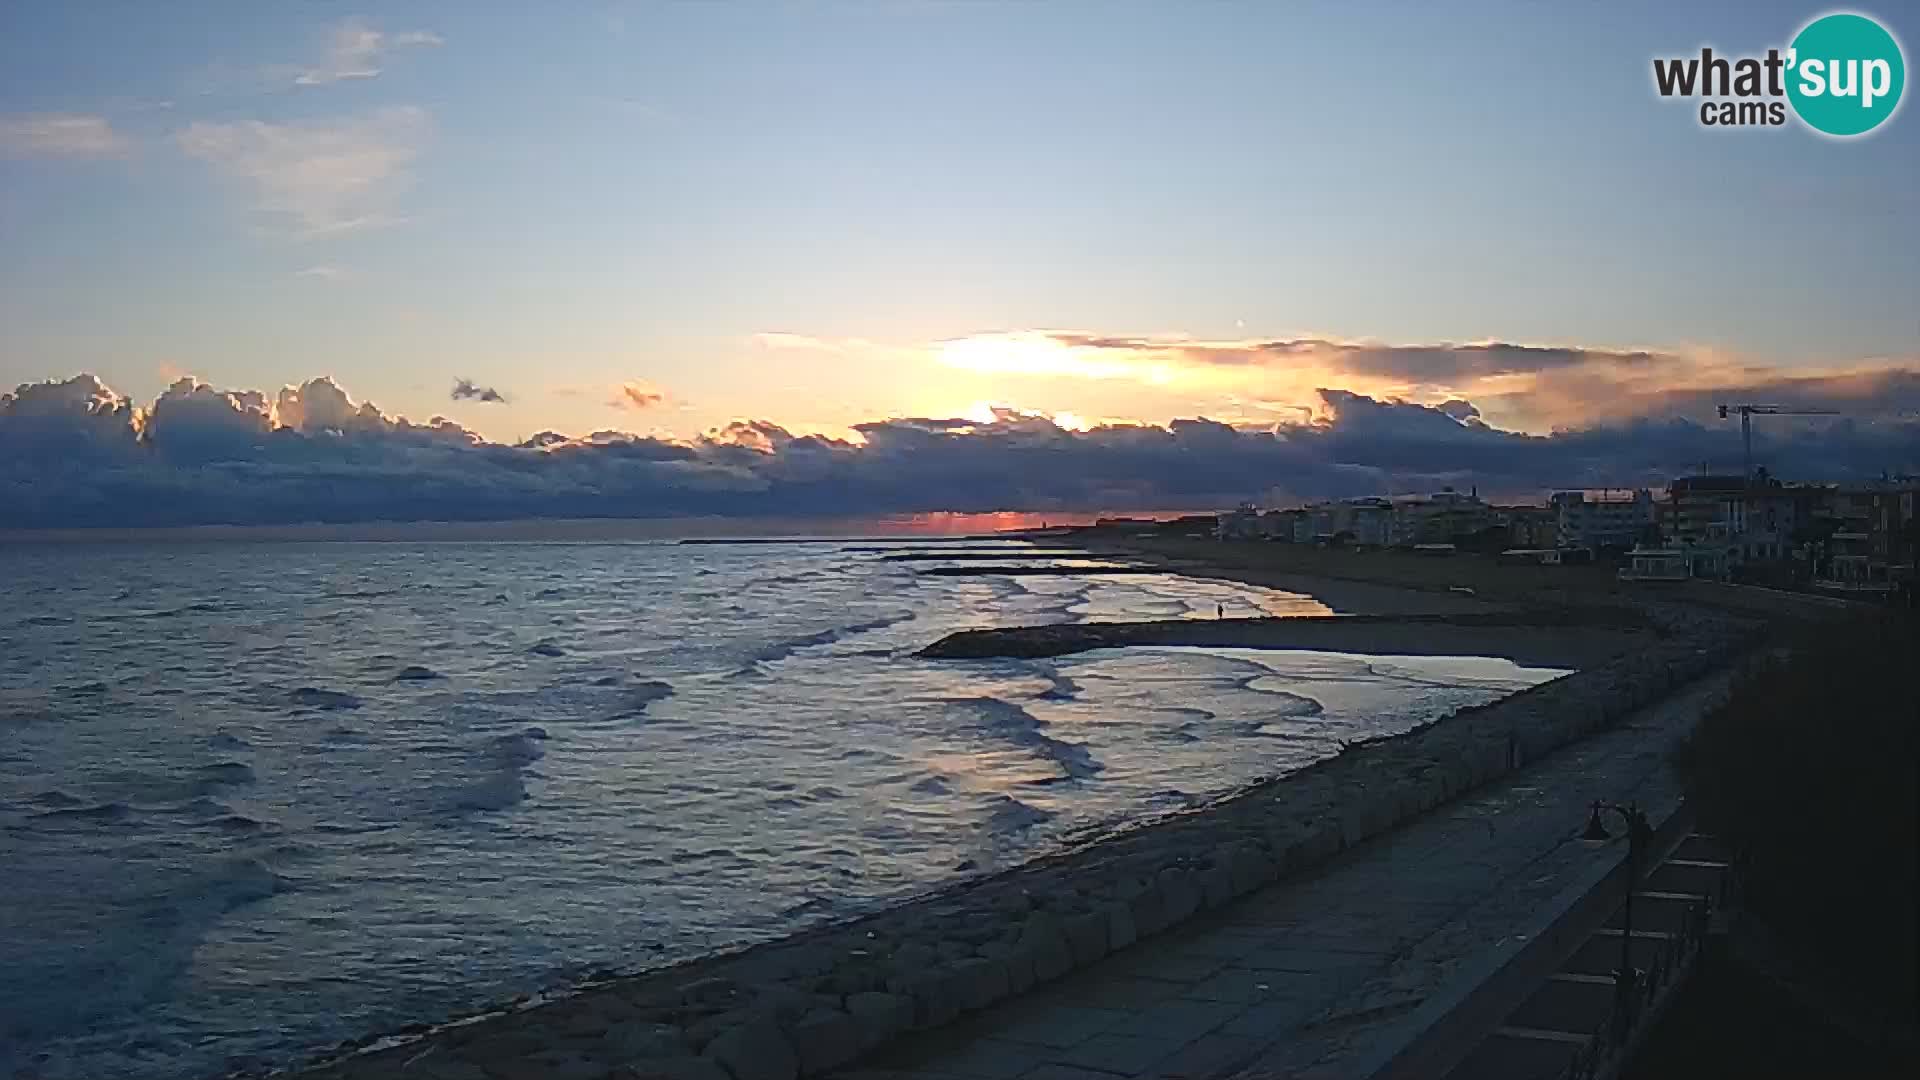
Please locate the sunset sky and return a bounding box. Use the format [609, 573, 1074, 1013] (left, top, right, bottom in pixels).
[2, 2, 1917, 526]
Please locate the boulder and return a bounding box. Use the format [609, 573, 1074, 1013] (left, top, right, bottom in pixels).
[787, 1009, 863, 1074]
[1105, 901, 1138, 951]
[615, 1058, 730, 1080]
[1156, 869, 1201, 925]
[1018, 915, 1074, 983]
[1125, 883, 1168, 938]
[1062, 910, 1110, 967]
[1198, 862, 1235, 909]
[704, 1017, 798, 1080]
[603, 1020, 688, 1059]
[843, 991, 912, 1042]
[951, 956, 1011, 1011]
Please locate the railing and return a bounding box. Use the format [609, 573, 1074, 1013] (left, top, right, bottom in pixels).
[1556, 888, 1717, 1080]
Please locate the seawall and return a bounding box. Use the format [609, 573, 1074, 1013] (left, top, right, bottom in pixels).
[287, 607, 1755, 1080]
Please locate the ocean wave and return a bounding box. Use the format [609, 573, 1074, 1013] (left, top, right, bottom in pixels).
[393, 665, 443, 682]
[1232, 677, 1326, 717]
[0, 855, 290, 1049]
[291, 686, 363, 711]
[209, 813, 271, 833]
[194, 761, 256, 789]
[32, 800, 131, 823]
[621, 679, 674, 710]
[487, 728, 549, 765]
[983, 793, 1053, 832]
[909, 775, 952, 796]
[731, 611, 916, 674]
[449, 771, 527, 813]
[446, 727, 550, 813]
[945, 695, 1104, 780]
[1037, 670, 1081, 701]
[528, 639, 567, 657]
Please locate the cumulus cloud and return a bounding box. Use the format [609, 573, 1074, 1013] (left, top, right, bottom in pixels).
[176, 106, 427, 236]
[0, 113, 131, 158]
[3, 372, 1915, 530]
[451, 378, 508, 404]
[609, 381, 667, 410]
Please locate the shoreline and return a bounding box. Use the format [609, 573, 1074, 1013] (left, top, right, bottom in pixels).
[277, 550, 1757, 1080]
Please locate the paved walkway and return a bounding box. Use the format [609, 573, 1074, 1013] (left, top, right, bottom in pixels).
[831, 671, 1735, 1080]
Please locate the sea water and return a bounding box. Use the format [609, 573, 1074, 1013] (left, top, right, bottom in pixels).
[0, 538, 1563, 1079]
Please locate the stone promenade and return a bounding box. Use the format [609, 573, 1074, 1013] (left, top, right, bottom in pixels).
[832, 670, 1735, 1080]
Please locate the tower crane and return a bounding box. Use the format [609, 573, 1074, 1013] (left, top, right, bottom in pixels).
[1716, 404, 1839, 481]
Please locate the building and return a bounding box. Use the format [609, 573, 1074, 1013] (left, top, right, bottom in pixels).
[1550, 489, 1656, 551]
[1816, 480, 1919, 592]
[1215, 503, 1267, 540]
[1215, 504, 1304, 541]
[1290, 497, 1395, 546]
[1618, 542, 1730, 581]
[1388, 488, 1489, 546]
[1729, 483, 1825, 564]
[1664, 475, 1747, 546]
[1491, 504, 1556, 549]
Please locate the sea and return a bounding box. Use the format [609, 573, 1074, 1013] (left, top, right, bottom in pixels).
[0, 536, 1565, 1079]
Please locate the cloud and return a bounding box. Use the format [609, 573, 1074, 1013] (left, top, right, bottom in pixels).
[292, 18, 442, 87]
[3, 372, 1915, 530]
[0, 113, 131, 158]
[609, 381, 667, 410]
[294, 265, 348, 280]
[176, 106, 427, 236]
[934, 330, 1920, 433]
[451, 378, 508, 404]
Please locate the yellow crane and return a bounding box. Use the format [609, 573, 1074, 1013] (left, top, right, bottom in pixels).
[1717, 403, 1839, 481]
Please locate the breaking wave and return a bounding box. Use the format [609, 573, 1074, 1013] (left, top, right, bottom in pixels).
[946, 695, 1104, 780]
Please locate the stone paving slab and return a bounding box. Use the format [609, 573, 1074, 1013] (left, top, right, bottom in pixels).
[835, 670, 1734, 1080]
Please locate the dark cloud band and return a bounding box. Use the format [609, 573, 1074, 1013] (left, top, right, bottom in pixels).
[1, 373, 1915, 529]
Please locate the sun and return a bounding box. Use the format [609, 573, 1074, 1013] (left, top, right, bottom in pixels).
[936, 332, 1136, 380]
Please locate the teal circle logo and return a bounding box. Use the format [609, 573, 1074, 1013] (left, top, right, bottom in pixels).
[1786, 12, 1905, 136]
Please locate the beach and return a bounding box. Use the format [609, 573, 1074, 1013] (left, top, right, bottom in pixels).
[269, 535, 1762, 1080]
[1, 536, 1586, 1080]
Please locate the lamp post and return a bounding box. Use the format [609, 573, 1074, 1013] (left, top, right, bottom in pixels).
[1582, 800, 1653, 1040]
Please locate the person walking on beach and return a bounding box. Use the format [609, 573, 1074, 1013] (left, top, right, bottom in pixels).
[1216, 602, 1224, 619]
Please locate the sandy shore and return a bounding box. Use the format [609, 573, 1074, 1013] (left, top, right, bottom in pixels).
[1057, 532, 1619, 615]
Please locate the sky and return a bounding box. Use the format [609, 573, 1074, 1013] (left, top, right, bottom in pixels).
[2, 1, 1917, 527]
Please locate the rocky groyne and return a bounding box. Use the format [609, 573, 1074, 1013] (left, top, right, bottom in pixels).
[918, 611, 1651, 670]
[287, 607, 1754, 1080]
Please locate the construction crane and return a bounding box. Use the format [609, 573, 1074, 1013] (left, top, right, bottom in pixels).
[1717, 403, 1839, 481]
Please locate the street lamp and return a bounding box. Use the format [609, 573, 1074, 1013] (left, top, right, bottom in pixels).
[1582, 800, 1654, 1039]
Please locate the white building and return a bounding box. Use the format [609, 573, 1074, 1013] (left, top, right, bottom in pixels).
[1550, 489, 1655, 550]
